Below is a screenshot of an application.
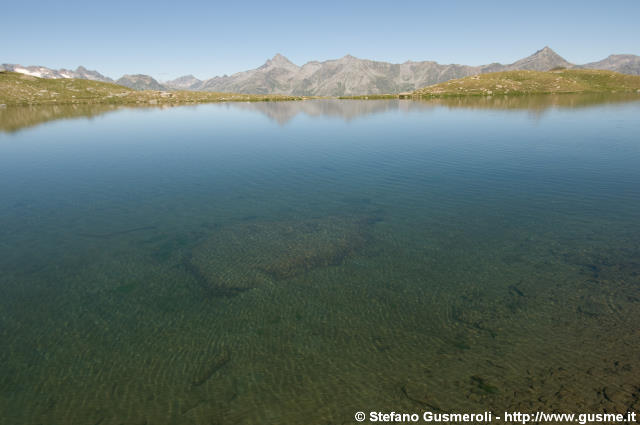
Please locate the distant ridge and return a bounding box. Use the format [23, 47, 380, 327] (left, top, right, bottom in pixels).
[579, 54, 640, 75]
[0, 64, 113, 82]
[162, 74, 202, 90]
[4, 48, 640, 96]
[116, 74, 166, 91]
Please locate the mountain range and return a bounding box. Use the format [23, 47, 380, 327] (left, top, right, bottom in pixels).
[0, 64, 114, 82]
[3, 47, 640, 96]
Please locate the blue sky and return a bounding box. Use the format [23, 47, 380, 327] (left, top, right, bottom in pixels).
[3, 0, 639, 81]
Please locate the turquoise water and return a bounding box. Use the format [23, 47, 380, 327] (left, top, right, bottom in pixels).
[1, 98, 640, 424]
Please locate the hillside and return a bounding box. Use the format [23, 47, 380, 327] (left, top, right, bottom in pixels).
[0, 72, 307, 106]
[413, 69, 640, 97]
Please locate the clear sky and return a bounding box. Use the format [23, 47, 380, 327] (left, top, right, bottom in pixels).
[3, 0, 639, 81]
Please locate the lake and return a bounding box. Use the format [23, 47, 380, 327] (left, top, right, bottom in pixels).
[1, 96, 640, 424]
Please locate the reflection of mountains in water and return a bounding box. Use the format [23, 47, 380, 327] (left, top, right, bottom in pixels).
[230, 94, 640, 124]
[0, 104, 123, 133]
[229, 99, 434, 125]
[0, 104, 183, 133]
[2, 94, 639, 132]
[0, 101, 427, 132]
[426, 93, 640, 112]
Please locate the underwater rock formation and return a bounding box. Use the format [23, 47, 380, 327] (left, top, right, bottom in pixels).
[187, 215, 377, 295]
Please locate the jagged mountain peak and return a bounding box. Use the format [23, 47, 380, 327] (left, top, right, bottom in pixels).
[532, 46, 564, 59]
[272, 53, 291, 62]
[507, 46, 572, 71]
[262, 54, 298, 69]
[340, 54, 359, 61]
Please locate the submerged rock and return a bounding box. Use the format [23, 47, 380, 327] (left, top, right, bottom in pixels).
[187, 215, 375, 294]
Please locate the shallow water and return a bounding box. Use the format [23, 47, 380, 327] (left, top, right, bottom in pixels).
[1, 97, 640, 424]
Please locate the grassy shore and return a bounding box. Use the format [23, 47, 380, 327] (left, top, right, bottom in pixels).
[0, 71, 310, 106]
[338, 70, 640, 99]
[338, 94, 399, 100]
[3, 69, 640, 106]
[413, 69, 640, 97]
